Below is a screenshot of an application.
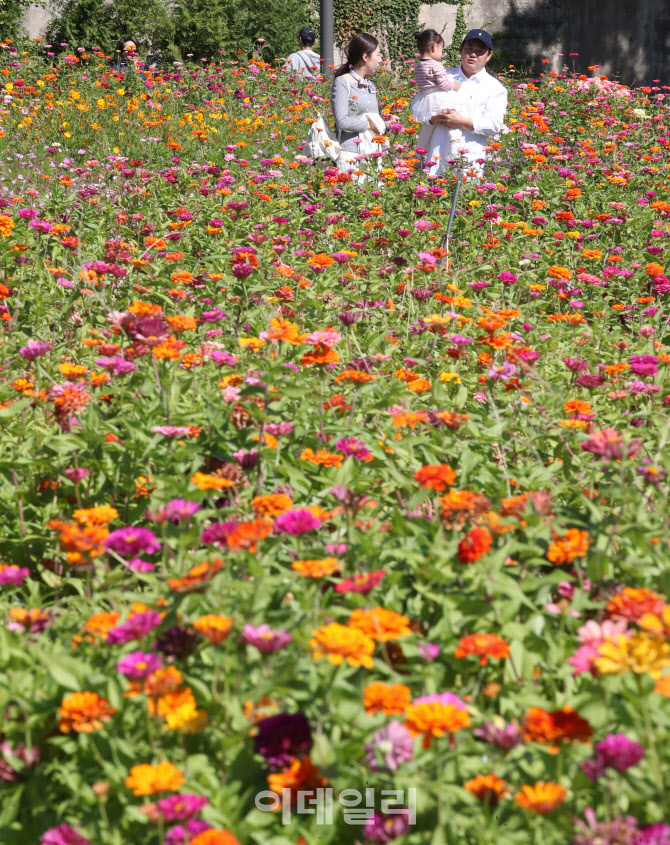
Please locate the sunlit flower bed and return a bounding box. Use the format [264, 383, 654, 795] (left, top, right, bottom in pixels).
[1, 39, 670, 845]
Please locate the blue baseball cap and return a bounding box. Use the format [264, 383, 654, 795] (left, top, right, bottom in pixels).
[462, 29, 493, 51]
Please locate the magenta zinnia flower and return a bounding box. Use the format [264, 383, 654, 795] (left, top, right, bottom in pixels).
[0, 565, 30, 586]
[116, 650, 163, 679]
[412, 691, 467, 710]
[105, 526, 161, 557]
[273, 508, 322, 536]
[157, 793, 209, 820]
[107, 610, 162, 645]
[19, 339, 53, 361]
[335, 437, 372, 460]
[40, 824, 91, 845]
[241, 623, 292, 652]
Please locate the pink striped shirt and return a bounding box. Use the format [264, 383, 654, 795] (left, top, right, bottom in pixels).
[414, 59, 455, 92]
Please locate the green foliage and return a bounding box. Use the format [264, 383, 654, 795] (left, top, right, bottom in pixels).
[333, 0, 467, 64]
[45, 0, 310, 62]
[0, 0, 41, 41]
[46, 0, 174, 58]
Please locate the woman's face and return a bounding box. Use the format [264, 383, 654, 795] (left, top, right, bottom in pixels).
[362, 45, 382, 75]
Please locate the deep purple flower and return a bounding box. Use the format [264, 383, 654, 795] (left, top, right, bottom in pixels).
[0, 741, 39, 782]
[116, 650, 163, 679]
[273, 508, 322, 536]
[40, 824, 91, 845]
[105, 526, 161, 557]
[107, 610, 162, 645]
[576, 373, 605, 388]
[157, 794, 209, 821]
[364, 721, 414, 772]
[241, 623, 292, 652]
[338, 310, 362, 326]
[254, 712, 313, 769]
[154, 625, 202, 660]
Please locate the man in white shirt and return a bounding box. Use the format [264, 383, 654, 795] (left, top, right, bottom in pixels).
[284, 27, 321, 79]
[426, 29, 507, 175]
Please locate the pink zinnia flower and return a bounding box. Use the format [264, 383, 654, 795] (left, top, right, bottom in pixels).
[241, 623, 292, 652]
[116, 650, 163, 679]
[40, 824, 91, 845]
[107, 610, 162, 645]
[0, 565, 30, 586]
[304, 329, 341, 348]
[151, 426, 192, 437]
[157, 793, 209, 820]
[273, 508, 322, 536]
[412, 691, 467, 710]
[335, 437, 372, 460]
[105, 527, 161, 557]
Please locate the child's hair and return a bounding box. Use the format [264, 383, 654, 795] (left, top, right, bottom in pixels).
[414, 29, 445, 54]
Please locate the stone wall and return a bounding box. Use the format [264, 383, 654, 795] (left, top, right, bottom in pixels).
[421, 0, 670, 85]
[22, 0, 670, 85]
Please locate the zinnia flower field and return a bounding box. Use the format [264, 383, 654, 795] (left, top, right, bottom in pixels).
[1, 40, 670, 845]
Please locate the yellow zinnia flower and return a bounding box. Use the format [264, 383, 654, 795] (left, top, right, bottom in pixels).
[595, 633, 670, 679]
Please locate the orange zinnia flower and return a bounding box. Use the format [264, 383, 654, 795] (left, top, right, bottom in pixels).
[251, 493, 293, 517]
[167, 559, 225, 593]
[72, 505, 119, 526]
[125, 762, 185, 796]
[267, 756, 328, 805]
[363, 681, 411, 715]
[291, 557, 341, 578]
[81, 611, 120, 643]
[58, 691, 116, 733]
[300, 448, 343, 468]
[546, 528, 590, 565]
[348, 607, 412, 642]
[193, 614, 233, 644]
[414, 464, 456, 491]
[48, 519, 109, 566]
[190, 831, 240, 845]
[310, 623, 375, 668]
[606, 587, 665, 622]
[226, 519, 273, 553]
[263, 317, 305, 345]
[391, 410, 428, 429]
[300, 345, 340, 366]
[308, 253, 334, 269]
[465, 773, 510, 805]
[455, 632, 510, 665]
[404, 702, 471, 748]
[438, 489, 491, 528]
[190, 472, 233, 491]
[458, 527, 493, 563]
[523, 706, 592, 750]
[514, 782, 567, 814]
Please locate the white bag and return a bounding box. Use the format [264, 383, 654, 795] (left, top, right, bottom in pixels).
[307, 113, 341, 162]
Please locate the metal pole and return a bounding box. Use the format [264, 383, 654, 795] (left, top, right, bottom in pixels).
[439, 169, 463, 273]
[320, 0, 334, 76]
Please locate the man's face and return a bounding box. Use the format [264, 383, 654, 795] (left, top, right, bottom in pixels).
[460, 39, 492, 76]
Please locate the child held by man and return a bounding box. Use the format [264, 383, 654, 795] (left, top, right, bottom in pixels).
[411, 29, 464, 154]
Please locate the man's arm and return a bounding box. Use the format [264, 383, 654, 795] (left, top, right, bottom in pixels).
[471, 84, 508, 137]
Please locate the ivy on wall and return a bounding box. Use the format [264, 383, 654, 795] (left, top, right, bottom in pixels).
[332, 0, 468, 66]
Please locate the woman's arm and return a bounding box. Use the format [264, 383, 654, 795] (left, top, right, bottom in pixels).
[331, 77, 370, 134]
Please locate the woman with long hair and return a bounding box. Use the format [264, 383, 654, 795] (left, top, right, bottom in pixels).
[330, 33, 383, 175]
